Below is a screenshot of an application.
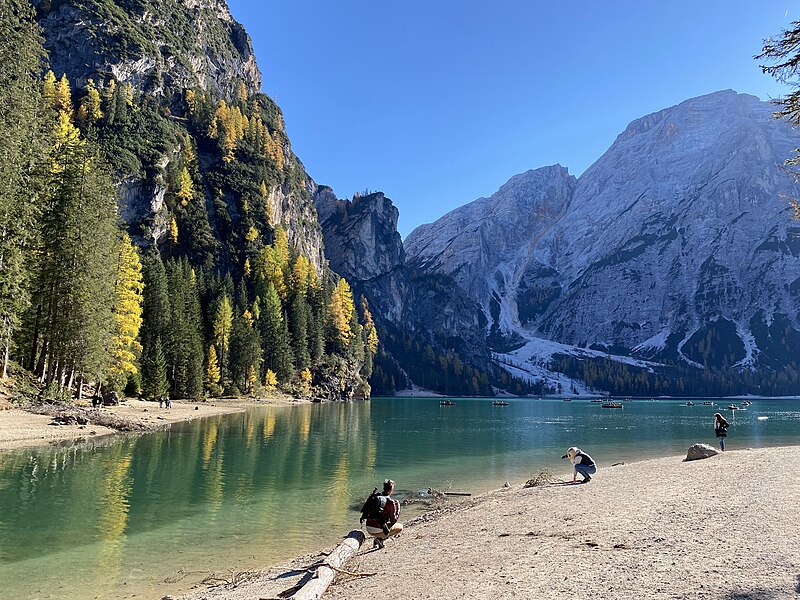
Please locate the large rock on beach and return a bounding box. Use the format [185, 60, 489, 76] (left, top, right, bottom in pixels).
[685, 443, 719, 461]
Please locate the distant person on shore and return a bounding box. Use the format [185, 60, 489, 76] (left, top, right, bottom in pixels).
[158, 396, 164, 409]
[714, 413, 729, 451]
[360, 479, 403, 549]
[561, 447, 597, 483]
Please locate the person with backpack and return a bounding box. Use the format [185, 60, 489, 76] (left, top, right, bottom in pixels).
[714, 413, 729, 451]
[360, 479, 403, 549]
[561, 447, 596, 483]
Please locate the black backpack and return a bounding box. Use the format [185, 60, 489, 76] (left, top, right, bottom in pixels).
[360, 489, 388, 522]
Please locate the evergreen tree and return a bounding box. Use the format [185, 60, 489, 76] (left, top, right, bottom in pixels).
[139, 248, 170, 391]
[259, 282, 293, 380]
[164, 259, 203, 398]
[28, 89, 118, 389]
[289, 290, 311, 369]
[306, 281, 326, 361]
[0, 0, 48, 379]
[228, 314, 260, 392]
[758, 22, 800, 216]
[141, 336, 168, 400]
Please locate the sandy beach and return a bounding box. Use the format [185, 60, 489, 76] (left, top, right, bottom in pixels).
[0, 396, 303, 451]
[182, 446, 800, 600]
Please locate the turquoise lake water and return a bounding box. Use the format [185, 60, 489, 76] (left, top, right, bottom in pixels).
[0, 397, 798, 599]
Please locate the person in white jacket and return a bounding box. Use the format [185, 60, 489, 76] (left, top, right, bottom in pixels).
[561, 447, 596, 483]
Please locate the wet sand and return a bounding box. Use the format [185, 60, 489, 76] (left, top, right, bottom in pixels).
[0, 396, 305, 451]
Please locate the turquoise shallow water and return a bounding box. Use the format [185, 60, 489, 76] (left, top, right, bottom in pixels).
[0, 397, 797, 599]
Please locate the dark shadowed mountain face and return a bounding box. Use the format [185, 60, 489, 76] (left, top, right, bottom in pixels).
[403, 91, 800, 394]
[313, 188, 498, 394]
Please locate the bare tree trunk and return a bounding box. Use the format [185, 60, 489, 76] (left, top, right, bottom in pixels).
[77, 373, 84, 401]
[292, 530, 366, 600]
[2, 320, 10, 381]
[28, 304, 40, 371]
[66, 367, 74, 396]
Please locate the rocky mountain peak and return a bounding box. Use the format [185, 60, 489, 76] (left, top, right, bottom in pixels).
[313, 187, 404, 282]
[34, 0, 261, 100]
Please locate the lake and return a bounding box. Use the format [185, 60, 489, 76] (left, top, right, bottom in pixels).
[0, 397, 798, 599]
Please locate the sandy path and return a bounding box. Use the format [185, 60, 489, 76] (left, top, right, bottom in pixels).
[0, 397, 301, 451]
[183, 446, 800, 600]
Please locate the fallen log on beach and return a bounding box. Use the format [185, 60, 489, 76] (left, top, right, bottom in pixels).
[290, 529, 365, 600]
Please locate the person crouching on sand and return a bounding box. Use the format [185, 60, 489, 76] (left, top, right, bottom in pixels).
[363, 479, 403, 549]
[562, 447, 596, 483]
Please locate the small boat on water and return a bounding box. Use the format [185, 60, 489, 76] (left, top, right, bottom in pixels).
[562, 398, 572, 402]
[590, 399, 603, 403]
[702, 401, 713, 406]
[601, 401, 623, 409]
[492, 401, 510, 406]
[440, 400, 455, 406]
[726, 404, 739, 410]
[685, 401, 695, 406]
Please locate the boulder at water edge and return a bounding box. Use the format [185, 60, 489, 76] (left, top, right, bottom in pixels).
[685, 443, 719, 461]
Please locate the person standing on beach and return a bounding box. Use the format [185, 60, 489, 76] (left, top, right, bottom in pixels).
[714, 413, 729, 451]
[361, 479, 403, 549]
[561, 447, 597, 483]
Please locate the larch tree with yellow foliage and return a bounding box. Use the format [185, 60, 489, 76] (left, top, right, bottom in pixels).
[205, 345, 221, 394]
[77, 78, 102, 124]
[213, 295, 233, 373]
[176, 167, 194, 206]
[263, 368, 277, 393]
[169, 217, 179, 244]
[108, 233, 144, 391]
[330, 278, 356, 347]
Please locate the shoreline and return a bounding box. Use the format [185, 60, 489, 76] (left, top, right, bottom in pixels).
[0, 396, 307, 452]
[181, 445, 800, 600]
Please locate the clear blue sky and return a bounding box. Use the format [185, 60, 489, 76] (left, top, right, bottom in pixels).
[227, 1, 794, 237]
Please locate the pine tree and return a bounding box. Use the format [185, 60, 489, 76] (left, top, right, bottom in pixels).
[164, 259, 203, 398]
[229, 314, 260, 392]
[307, 281, 326, 361]
[289, 291, 311, 369]
[28, 89, 118, 389]
[139, 249, 170, 393]
[0, 0, 48, 379]
[108, 233, 144, 390]
[259, 283, 293, 380]
[141, 337, 168, 400]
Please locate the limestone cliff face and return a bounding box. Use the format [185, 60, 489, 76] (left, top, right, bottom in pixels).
[405, 90, 800, 382]
[36, 0, 326, 273]
[34, 0, 261, 100]
[314, 187, 490, 369]
[314, 189, 404, 282]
